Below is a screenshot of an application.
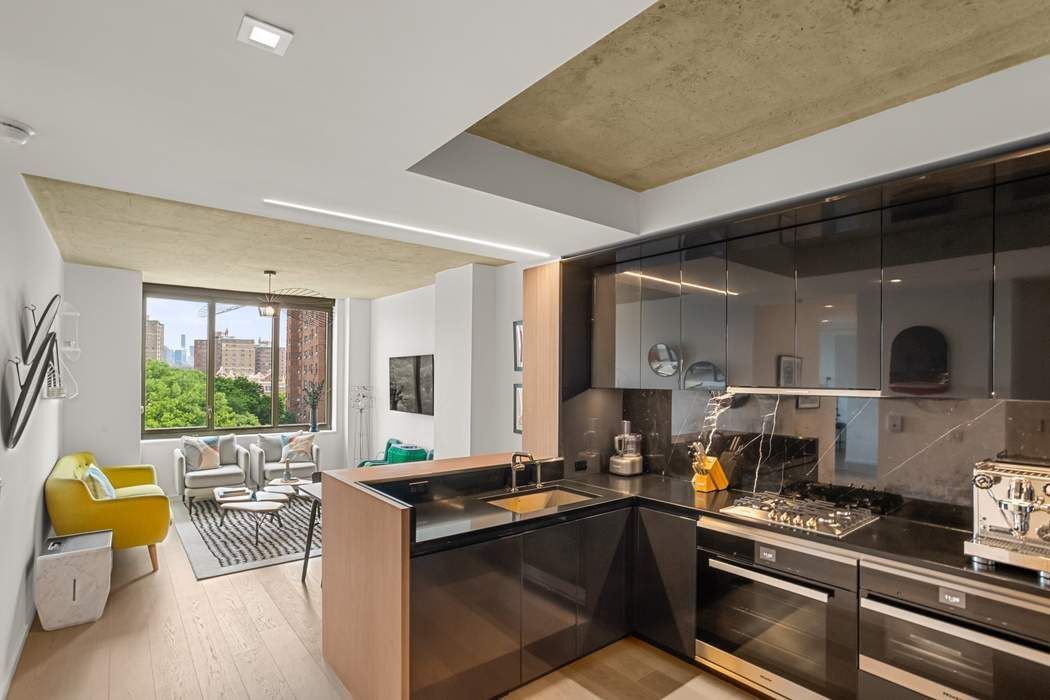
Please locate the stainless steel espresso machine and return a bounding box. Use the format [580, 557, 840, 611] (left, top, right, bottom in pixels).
[965, 458, 1050, 581]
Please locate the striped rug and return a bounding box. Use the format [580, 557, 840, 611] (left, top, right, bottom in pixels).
[171, 495, 322, 580]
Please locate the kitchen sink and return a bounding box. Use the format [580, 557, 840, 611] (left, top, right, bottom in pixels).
[484, 487, 597, 514]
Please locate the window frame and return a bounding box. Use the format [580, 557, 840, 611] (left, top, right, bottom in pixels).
[141, 283, 334, 438]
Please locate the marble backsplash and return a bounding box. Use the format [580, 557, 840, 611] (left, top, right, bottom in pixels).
[565, 388, 1050, 507]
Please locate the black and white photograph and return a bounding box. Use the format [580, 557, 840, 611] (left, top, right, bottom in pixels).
[389, 354, 434, 415]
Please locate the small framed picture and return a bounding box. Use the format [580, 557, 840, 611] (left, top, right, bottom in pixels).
[513, 320, 523, 371]
[777, 355, 801, 388]
[796, 395, 821, 410]
[513, 383, 523, 434]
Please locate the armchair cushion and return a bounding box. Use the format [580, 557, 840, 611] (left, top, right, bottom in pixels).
[184, 465, 245, 489]
[281, 432, 315, 462]
[82, 465, 116, 500]
[258, 434, 285, 462]
[115, 484, 166, 499]
[181, 436, 220, 471]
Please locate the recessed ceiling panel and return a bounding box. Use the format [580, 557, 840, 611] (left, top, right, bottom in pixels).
[25, 176, 507, 299]
[468, 0, 1050, 191]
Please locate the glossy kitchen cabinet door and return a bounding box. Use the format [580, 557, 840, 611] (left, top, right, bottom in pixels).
[522, 520, 580, 682]
[680, 243, 727, 391]
[794, 211, 881, 389]
[633, 507, 697, 658]
[640, 253, 683, 389]
[994, 174, 1050, 399]
[727, 229, 796, 388]
[410, 537, 522, 700]
[592, 260, 641, 388]
[577, 508, 631, 656]
[882, 189, 993, 398]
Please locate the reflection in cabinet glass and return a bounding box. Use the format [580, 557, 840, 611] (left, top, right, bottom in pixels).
[639, 253, 682, 390]
[592, 261, 641, 389]
[680, 243, 727, 391]
[882, 189, 993, 398]
[794, 212, 881, 389]
[995, 174, 1050, 399]
[727, 229, 796, 388]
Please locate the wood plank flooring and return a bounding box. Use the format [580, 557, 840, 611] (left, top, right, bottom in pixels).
[9, 529, 752, 699]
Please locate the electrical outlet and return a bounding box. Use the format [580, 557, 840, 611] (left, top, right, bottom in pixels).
[888, 414, 903, 433]
[574, 460, 588, 472]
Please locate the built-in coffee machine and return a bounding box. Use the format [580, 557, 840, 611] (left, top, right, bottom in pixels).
[965, 459, 1050, 581]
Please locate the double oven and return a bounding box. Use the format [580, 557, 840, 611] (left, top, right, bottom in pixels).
[695, 517, 1050, 699]
[696, 517, 859, 699]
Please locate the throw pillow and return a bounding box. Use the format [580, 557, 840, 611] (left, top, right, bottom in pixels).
[182, 436, 220, 472]
[82, 465, 116, 500]
[258, 434, 285, 462]
[282, 432, 315, 463]
[202, 434, 237, 465]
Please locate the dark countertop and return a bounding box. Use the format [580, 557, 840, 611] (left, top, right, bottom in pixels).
[410, 470, 1050, 599]
[572, 472, 1050, 600]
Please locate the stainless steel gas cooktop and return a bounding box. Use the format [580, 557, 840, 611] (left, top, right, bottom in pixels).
[721, 492, 878, 538]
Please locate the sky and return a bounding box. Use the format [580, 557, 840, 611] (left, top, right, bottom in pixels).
[146, 298, 287, 350]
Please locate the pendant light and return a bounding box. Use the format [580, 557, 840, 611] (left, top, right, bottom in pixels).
[258, 270, 278, 317]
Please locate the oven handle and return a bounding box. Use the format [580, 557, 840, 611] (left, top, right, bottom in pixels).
[861, 598, 1050, 666]
[709, 558, 830, 603]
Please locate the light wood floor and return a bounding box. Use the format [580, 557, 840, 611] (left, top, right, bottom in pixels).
[9, 529, 752, 699]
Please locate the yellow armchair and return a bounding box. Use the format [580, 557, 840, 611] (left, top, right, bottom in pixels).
[45, 452, 171, 571]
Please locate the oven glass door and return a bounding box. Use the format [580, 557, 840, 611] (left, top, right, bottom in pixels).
[860, 597, 1050, 699]
[697, 552, 856, 699]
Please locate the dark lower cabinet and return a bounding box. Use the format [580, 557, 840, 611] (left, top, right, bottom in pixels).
[633, 507, 697, 658]
[522, 520, 580, 682]
[410, 536, 522, 700]
[577, 508, 631, 656]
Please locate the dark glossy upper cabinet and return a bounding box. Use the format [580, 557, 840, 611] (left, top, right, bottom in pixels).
[794, 212, 881, 389]
[994, 174, 1050, 399]
[882, 189, 993, 398]
[592, 261, 641, 389]
[727, 229, 796, 387]
[680, 243, 727, 391]
[639, 253, 682, 390]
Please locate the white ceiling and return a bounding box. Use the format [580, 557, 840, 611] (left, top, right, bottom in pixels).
[0, 1, 652, 265]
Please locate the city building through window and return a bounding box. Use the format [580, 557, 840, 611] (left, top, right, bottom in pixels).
[142, 284, 333, 435]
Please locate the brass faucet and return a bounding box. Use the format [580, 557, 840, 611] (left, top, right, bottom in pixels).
[510, 451, 538, 493]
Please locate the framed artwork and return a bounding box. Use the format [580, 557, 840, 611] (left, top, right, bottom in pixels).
[513, 320, 523, 371]
[513, 383, 523, 434]
[777, 355, 802, 388]
[796, 395, 821, 409]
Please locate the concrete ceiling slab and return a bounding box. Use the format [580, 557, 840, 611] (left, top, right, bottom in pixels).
[467, 0, 1050, 191]
[26, 176, 506, 299]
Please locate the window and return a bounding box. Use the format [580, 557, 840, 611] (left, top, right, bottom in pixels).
[143, 284, 333, 436]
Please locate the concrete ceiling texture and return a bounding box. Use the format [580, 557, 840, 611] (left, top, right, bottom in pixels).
[469, 0, 1050, 191]
[6, 0, 1050, 293]
[25, 176, 505, 299]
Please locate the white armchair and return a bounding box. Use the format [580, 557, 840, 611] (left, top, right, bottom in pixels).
[173, 443, 249, 512]
[249, 439, 321, 488]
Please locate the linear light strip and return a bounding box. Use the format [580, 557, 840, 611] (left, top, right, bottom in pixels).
[262, 198, 550, 258]
[623, 270, 738, 296]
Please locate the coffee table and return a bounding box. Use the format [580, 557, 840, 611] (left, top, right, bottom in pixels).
[219, 500, 287, 545]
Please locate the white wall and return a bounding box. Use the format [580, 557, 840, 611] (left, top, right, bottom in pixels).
[369, 263, 525, 459]
[371, 285, 436, 453]
[0, 172, 64, 696]
[61, 264, 142, 465]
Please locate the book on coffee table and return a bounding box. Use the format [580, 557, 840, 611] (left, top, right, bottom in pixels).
[215, 487, 251, 499]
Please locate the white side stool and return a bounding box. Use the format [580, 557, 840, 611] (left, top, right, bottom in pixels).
[34, 530, 112, 630]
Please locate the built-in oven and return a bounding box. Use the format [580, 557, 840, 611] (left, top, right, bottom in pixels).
[859, 560, 1050, 699]
[696, 517, 859, 700]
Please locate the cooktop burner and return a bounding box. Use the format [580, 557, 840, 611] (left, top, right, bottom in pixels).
[779, 481, 904, 516]
[721, 491, 880, 538]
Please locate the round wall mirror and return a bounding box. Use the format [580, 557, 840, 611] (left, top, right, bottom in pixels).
[647, 343, 680, 377]
[682, 361, 725, 390]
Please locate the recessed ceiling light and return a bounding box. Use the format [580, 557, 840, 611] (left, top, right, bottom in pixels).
[262, 198, 551, 258]
[821, 319, 830, 323]
[889, 278, 902, 284]
[237, 16, 293, 56]
[823, 304, 834, 309]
